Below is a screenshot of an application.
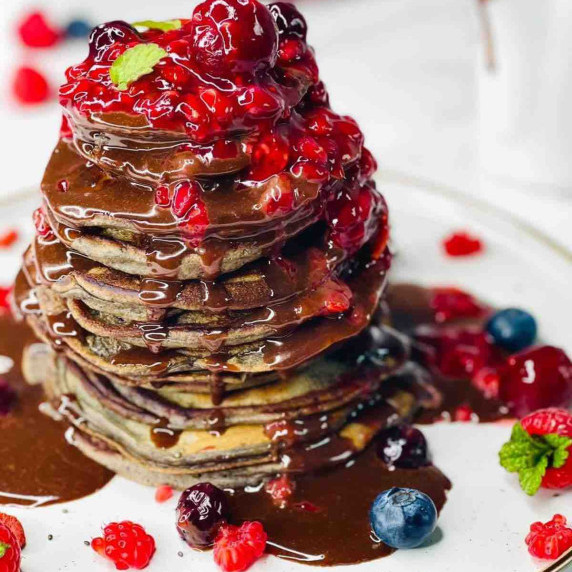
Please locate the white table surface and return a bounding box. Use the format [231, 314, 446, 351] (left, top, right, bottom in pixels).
[0, 0, 570, 252]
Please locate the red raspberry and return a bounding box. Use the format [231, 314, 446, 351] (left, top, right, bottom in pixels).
[0, 523, 21, 572]
[0, 231, 18, 249]
[0, 515, 25, 549]
[442, 231, 483, 257]
[91, 521, 155, 570]
[499, 409, 572, 495]
[12, 66, 50, 105]
[154, 185, 171, 208]
[213, 521, 267, 572]
[521, 408, 572, 491]
[471, 366, 500, 399]
[154, 485, 174, 503]
[17, 11, 60, 48]
[525, 514, 572, 560]
[171, 181, 203, 218]
[265, 475, 294, 507]
[430, 287, 485, 323]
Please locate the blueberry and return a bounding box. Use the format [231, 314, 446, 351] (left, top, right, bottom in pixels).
[370, 487, 437, 548]
[485, 308, 537, 353]
[65, 19, 92, 39]
[176, 483, 229, 548]
[376, 425, 430, 469]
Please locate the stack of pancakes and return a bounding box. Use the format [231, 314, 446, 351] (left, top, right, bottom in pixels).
[14, 13, 439, 488]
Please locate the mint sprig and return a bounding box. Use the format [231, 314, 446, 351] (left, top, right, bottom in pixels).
[109, 43, 167, 91]
[499, 422, 571, 495]
[132, 19, 182, 32]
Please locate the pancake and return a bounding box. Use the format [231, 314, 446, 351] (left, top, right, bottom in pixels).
[32, 346, 439, 489]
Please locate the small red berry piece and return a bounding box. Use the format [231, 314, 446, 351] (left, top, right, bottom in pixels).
[0, 523, 21, 572]
[443, 231, 483, 257]
[213, 521, 267, 572]
[525, 514, 572, 560]
[0, 515, 25, 549]
[429, 287, 485, 324]
[265, 475, 294, 507]
[12, 66, 50, 105]
[154, 185, 171, 208]
[91, 521, 155, 570]
[154, 485, 173, 503]
[471, 367, 500, 399]
[321, 279, 352, 315]
[0, 289, 11, 313]
[17, 11, 60, 48]
[499, 346, 572, 417]
[0, 231, 18, 249]
[258, 175, 295, 217]
[32, 208, 54, 239]
[60, 115, 73, 138]
[454, 404, 477, 422]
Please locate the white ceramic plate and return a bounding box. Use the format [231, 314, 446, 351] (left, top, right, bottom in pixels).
[0, 174, 570, 572]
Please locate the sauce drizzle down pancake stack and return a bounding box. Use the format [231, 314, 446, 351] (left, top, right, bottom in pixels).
[14, 1, 440, 488]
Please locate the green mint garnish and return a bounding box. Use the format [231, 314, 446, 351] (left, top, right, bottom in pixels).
[109, 43, 167, 91]
[132, 19, 182, 32]
[499, 422, 571, 495]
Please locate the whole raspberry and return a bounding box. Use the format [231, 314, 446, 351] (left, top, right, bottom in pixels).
[17, 11, 60, 48]
[0, 523, 21, 572]
[12, 66, 50, 105]
[525, 514, 572, 560]
[91, 521, 155, 570]
[0, 515, 25, 549]
[499, 408, 572, 495]
[213, 521, 267, 572]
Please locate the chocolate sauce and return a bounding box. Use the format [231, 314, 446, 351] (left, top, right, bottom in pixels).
[0, 315, 112, 506]
[150, 417, 182, 449]
[228, 446, 451, 566]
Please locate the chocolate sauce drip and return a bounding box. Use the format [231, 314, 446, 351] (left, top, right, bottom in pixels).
[149, 417, 182, 449]
[0, 316, 112, 506]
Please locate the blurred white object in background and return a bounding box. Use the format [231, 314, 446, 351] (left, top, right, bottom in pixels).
[478, 0, 572, 193]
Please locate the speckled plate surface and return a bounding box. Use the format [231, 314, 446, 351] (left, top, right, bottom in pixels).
[0, 174, 570, 572]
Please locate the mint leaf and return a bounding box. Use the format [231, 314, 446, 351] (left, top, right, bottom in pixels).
[132, 19, 182, 32]
[519, 457, 548, 496]
[109, 44, 167, 91]
[499, 422, 572, 495]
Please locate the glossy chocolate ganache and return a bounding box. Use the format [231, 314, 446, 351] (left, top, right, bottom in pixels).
[4, 0, 508, 566]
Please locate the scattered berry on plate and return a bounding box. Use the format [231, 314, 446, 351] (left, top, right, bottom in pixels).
[17, 11, 60, 48]
[265, 474, 295, 507]
[499, 408, 572, 495]
[498, 346, 572, 417]
[0, 231, 18, 249]
[154, 484, 173, 503]
[376, 425, 430, 469]
[176, 482, 229, 548]
[525, 514, 572, 560]
[91, 521, 155, 570]
[12, 66, 50, 105]
[213, 521, 267, 572]
[442, 231, 483, 257]
[0, 289, 10, 313]
[0, 514, 25, 549]
[369, 487, 437, 549]
[430, 287, 485, 323]
[485, 308, 537, 353]
[0, 523, 21, 572]
[65, 19, 92, 39]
